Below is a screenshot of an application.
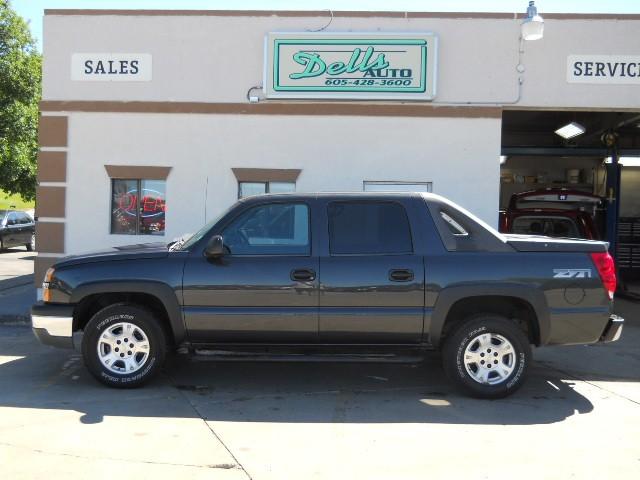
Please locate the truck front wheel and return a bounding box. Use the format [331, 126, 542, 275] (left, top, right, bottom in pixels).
[82, 303, 166, 388]
[442, 315, 531, 398]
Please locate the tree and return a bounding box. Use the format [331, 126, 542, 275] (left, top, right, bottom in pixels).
[0, 0, 41, 201]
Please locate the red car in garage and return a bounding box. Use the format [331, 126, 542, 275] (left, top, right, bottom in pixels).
[499, 188, 603, 240]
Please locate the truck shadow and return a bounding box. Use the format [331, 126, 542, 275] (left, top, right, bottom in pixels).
[0, 329, 598, 426]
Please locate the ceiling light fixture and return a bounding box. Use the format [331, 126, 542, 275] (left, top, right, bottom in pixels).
[555, 122, 586, 139]
[521, 1, 544, 41]
[605, 157, 640, 167]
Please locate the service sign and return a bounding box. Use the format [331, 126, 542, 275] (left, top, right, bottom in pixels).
[567, 55, 640, 85]
[265, 33, 437, 100]
[71, 53, 152, 82]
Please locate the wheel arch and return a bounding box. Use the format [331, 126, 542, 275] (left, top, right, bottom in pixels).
[70, 281, 186, 345]
[429, 284, 550, 348]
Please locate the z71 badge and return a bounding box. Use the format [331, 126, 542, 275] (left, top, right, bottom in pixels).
[553, 269, 592, 279]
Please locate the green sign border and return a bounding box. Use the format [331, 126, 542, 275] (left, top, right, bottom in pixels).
[273, 39, 428, 93]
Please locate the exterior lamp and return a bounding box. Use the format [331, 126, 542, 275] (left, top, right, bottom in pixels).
[521, 1, 544, 41]
[555, 122, 586, 139]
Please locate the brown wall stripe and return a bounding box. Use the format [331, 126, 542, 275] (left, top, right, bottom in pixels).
[40, 101, 502, 119]
[37, 151, 67, 183]
[35, 186, 66, 218]
[232, 168, 302, 183]
[38, 116, 68, 147]
[34, 257, 58, 286]
[43, 10, 640, 20]
[35, 222, 65, 254]
[104, 165, 172, 180]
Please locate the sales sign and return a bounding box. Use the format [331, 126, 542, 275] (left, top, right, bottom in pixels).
[265, 33, 437, 100]
[71, 53, 152, 81]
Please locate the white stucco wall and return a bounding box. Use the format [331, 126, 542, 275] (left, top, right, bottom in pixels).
[65, 113, 500, 253]
[43, 13, 640, 109]
[41, 11, 640, 255]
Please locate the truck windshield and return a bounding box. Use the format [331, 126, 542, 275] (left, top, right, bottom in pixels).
[170, 208, 230, 251]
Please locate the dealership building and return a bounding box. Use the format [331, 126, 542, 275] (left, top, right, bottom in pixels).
[35, 8, 640, 284]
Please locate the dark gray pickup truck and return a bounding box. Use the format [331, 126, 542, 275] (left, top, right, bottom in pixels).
[31, 193, 623, 398]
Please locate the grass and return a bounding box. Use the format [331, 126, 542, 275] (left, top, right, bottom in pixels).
[0, 189, 35, 211]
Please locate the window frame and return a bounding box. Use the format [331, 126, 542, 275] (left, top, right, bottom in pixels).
[327, 200, 414, 257]
[221, 201, 312, 257]
[237, 180, 296, 199]
[110, 178, 166, 236]
[363, 181, 433, 193]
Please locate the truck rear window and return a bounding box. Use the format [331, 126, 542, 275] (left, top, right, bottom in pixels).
[328, 201, 413, 255]
[512, 216, 579, 238]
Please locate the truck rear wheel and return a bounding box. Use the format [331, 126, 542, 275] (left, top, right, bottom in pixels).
[81, 303, 166, 388]
[442, 315, 531, 398]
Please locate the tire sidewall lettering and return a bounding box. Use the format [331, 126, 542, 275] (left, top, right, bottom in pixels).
[87, 307, 162, 387]
[456, 326, 487, 379]
[455, 324, 525, 391]
[96, 313, 135, 331]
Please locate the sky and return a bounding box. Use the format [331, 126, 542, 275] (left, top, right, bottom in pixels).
[12, 0, 640, 50]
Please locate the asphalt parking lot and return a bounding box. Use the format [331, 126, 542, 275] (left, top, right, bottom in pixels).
[0, 247, 35, 322]
[0, 252, 639, 479]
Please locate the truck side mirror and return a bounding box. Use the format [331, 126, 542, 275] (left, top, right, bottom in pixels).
[204, 235, 225, 258]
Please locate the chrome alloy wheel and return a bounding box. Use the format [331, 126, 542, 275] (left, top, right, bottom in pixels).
[463, 333, 516, 385]
[97, 322, 150, 374]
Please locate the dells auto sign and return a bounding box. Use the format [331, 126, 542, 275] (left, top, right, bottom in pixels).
[265, 33, 438, 100]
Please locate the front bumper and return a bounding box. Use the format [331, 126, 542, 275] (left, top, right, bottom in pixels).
[31, 302, 75, 349]
[599, 314, 624, 343]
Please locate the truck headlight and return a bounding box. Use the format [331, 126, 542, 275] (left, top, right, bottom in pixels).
[43, 267, 55, 302]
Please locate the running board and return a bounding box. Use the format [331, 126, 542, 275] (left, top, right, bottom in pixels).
[190, 349, 425, 363]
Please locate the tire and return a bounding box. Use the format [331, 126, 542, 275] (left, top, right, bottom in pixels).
[442, 315, 531, 399]
[82, 303, 166, 388]
[26, 234, 35, 251]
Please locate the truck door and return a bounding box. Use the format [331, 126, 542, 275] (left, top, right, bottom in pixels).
[318, 199, 425, 343]
[182, 200, 319, 343]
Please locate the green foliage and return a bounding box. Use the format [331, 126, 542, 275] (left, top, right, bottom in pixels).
[0, 188, 34, 210]
[0, 0, 41, 201]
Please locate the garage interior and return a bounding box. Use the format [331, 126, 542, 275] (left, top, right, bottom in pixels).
[500, 110, 640, 297]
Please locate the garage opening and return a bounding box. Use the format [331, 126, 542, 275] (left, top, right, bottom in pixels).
[501, 110, 640, 297]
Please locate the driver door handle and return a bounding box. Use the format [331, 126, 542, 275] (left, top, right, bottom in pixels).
[389, 269, 414, 282]
[291, 269, 316, 282]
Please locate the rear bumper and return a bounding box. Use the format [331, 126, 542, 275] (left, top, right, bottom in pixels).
[599, 314, 624, 343]
[31, 302, 75, 349]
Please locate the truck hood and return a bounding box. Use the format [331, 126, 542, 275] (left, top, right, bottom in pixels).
[504, 234, 608, 253]
[54, 242, 170, 268]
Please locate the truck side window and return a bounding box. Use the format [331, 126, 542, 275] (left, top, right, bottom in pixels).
[6, 212, 18, 226]
[328, 201, 413, 255]
[223, 203, 310, 255]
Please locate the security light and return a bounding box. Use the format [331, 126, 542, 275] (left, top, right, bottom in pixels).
[500, 155, 507, 165]
[522, 1, 544, 41]
[555, 122, 586, 139]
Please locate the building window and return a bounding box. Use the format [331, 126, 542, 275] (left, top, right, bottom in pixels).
[111, 179, 166, 235]
[363, 181, 432, 193]
[238, 181, 296, 199]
